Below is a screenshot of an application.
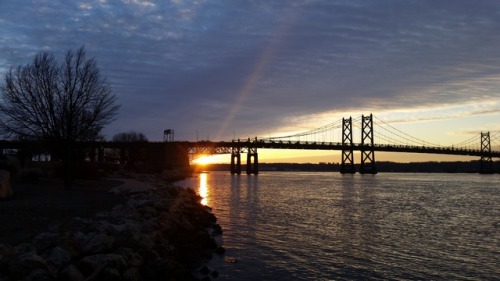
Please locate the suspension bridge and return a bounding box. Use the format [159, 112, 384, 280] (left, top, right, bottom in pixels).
[182, 114, 500, 175]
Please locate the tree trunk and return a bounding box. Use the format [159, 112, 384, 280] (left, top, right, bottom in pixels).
[62, 142, 74, 190]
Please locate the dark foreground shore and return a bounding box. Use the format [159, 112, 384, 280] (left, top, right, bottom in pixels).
[0, 176, 222, 280]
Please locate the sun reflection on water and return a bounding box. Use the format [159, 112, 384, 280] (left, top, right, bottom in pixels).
[198, 173, 209, 206]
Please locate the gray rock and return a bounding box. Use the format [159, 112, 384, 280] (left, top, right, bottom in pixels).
[0, 184, 219, 281]
[122, 268, 142, 281]
[127, 198, 149, 208]
[58, 264, 85, 281]
[33, 232, 60, 254]
[83, 233, 115, 254]
[24, 268, 53, 281]
[87, 267, 121, 281]
[140, 219, 159, 233]
[77, 253, 127, 277]
[115, 247, 143, 267]
[139, 205, 157, 217]
[127, 253, 144, 268]
[8, 252, 48, 280]
[61, 231, 87, 258]
[70, 231, 88, 248]
[114, 225, 153, 251]
[15, 243, 35, 255]
[68, 217, 93, 233]
[44, 246, 72, 275]
[0, 243, 16, 257]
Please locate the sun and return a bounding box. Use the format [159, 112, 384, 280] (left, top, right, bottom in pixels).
[194, 156, 212, 165]
[192, 154, 227, 165]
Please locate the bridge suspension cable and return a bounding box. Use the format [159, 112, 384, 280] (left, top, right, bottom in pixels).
[373, 116, 442, 147]
[491, 131, 500, 149]
[374, 130, 412, 146]
[451, 134, 480, 149]
[257, 115, 495, 153]
[263, 119, 343, 140]
[491, 131, 500, 141]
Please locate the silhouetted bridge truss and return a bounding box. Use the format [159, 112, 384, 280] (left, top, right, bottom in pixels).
[1, 115, 498, 175]
[184, 114, 500, 175]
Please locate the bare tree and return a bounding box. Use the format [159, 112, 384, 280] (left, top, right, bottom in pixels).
[0, 46, 119, 188]
[112, 131, 148, 143]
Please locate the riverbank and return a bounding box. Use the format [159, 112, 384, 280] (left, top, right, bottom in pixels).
[0, 173, 223, 280]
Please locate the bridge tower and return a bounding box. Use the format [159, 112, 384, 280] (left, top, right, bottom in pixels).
[359, 114, 377, 174]
[479, 132, 493, 174]
[230, 140, 241, 175]
[340, 117, 356, 174]
[246, 138, 259, 175]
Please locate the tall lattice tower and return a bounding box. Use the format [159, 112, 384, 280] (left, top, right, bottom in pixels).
[360, 114, 377, 174]
[480, 132, 493, 174]
[340, 117, 355, 174]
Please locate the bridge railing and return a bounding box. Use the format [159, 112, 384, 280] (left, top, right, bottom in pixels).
[184, 139, 499, 158]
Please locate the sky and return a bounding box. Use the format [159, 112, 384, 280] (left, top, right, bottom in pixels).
[1, 0, 500, 163]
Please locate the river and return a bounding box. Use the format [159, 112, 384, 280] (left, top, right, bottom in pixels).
[177, 172, 499, 280]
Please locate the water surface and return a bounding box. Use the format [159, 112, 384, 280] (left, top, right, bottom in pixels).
[177, 172, 500, 280]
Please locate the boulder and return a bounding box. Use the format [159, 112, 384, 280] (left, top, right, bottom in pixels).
[15, 242, 35, 255]
[61, 231, 87, 258]
[87, 267, 122, 281]
[58, 264, 85, 281]
[141, 218, 160, 233]
[83, 233, 115, 254]
[0, 182, 223, 281]
[115, 248, 144, 267]
[122, 268, 142, 281]
[8, 252, 48, 280]
[33, 232, 61, 254]
[23, 268, 53, 281]
[114, 223, 154, 251]
[0, 244, 17, 273]
[77, 253, 127, 277]
[44, 246, 72, 275]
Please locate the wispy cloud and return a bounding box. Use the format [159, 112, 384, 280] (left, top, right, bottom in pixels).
[1, 0, 499, 140]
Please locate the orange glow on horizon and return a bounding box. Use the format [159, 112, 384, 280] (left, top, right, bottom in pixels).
[193, 149, 480, 165]
[192, 154, 228, 165]
[193, 156, 211, 165]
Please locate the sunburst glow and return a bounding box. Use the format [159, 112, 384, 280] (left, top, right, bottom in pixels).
[192, 154, 227, 165]
[193, 156, 211, 165]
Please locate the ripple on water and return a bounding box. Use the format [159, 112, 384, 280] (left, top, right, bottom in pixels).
[177, 172, 500, 280]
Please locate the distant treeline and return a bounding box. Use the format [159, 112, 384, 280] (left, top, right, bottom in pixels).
[201, 161, 500, 173]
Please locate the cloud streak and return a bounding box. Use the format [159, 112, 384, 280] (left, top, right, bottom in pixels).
[1, 0, 500, 142]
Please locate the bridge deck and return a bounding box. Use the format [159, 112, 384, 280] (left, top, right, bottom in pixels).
[182, 140, 500, 158]
[0, 140, 498, 158]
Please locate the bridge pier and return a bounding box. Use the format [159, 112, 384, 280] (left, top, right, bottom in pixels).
[340, 117, 356, 174]
[479, 132, 494, 174]
[231, 141, 241, 175]
[246, 140, 259, 175]
[230, 145, 241, 175]
[360, 114, 377, 174]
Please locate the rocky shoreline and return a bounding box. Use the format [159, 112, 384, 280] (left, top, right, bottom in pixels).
[0, 185, 223, 280]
